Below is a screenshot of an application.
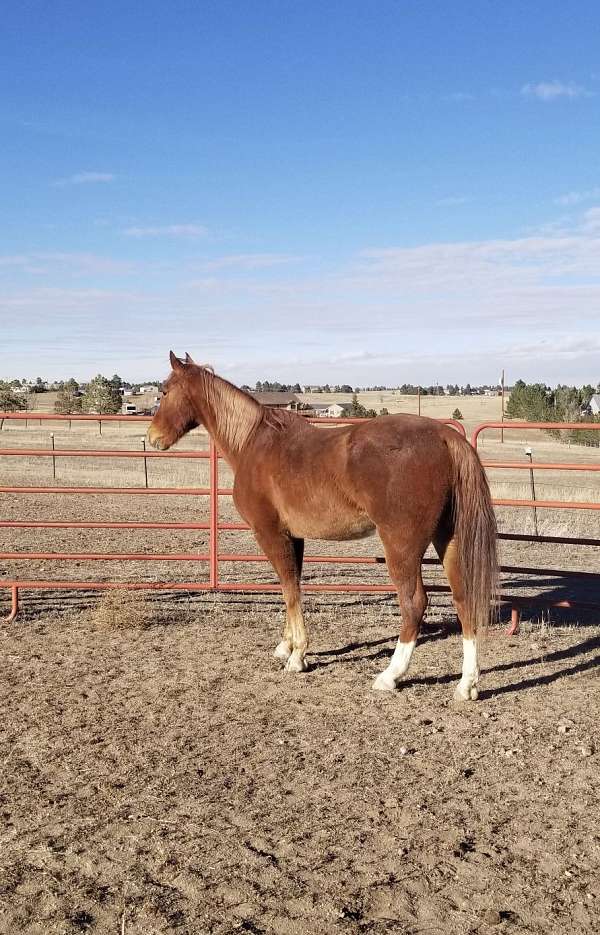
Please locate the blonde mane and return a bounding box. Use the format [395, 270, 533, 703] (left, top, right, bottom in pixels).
[193, 366, 263, 455]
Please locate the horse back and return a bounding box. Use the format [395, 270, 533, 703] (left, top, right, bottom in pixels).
[234, 412, 456, 541]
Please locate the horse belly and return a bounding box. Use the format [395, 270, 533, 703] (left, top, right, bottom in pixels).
[285, 507, 376, 541]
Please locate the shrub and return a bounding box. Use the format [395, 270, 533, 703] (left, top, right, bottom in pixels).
[0, 382, 27, 411]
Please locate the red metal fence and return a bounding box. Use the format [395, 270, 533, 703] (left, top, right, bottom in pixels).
[1, 413, 598, 625]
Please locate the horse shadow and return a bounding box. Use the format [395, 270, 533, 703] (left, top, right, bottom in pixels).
[308, 584, 600, 696]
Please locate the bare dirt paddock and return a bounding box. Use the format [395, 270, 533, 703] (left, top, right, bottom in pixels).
[1, 592, 600, 935]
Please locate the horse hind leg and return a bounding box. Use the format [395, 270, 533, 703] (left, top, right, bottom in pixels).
[373, 542, 427, 691]
[434, 530, 479, 701]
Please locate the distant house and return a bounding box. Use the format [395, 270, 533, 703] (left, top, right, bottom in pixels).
[139, 384, 159, 394]
[589, 394, 600, 416]
[324, 402, 354, 418]
[251, 392, 300, 410]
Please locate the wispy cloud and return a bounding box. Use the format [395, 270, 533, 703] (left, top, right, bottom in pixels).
[582, 206, 600, 231]
[4, 207, 600, 383]
[122, 224, 208, 238]
[521, 80, 592, 101]
[194, 253, 303, 272]
[0, 251, 136, 277]
[53, 171, 116, 187]
[554, 187, 600, 206]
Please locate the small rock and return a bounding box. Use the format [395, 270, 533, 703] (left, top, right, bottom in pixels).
[481, 908, 502, 926]
[580, 745, 594, 757]
[557, 724, 569, 734]
[399, 746, 410, 756]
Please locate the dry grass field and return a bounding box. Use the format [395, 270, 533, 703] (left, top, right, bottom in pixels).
[301, 391, 504, 439]
[1, 412, 599, 934]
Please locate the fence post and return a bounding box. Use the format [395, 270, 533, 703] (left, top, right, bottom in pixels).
[209, 439, 219, 589]
[141, 437, 149, 488]
[50, 433, 56, 480]
[525, 447, 539, 536]
[506, 606, 520, 636]
[7, 585, 19, 622]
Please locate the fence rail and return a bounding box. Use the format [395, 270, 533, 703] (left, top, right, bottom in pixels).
[1, 414, 598, 627]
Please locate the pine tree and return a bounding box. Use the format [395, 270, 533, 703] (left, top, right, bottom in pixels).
[0, 381, 27, 411]
[82, 375, 122, 414]
[55, 379, 83, 415]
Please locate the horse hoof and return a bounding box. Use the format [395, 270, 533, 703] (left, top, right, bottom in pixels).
[284, 654, 308, 673]
[273, 641, 292, 664]
[372, 673, 396, 692]
[454, 683, 479, 701]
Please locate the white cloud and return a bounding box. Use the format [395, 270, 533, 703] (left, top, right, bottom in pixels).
[4, 208, 600, 383]
[193, 253, 303, 272]
[582, 206, 600, 231]
[521, 80, 592, 101]
[554, 187, 600, 206]
[0, 251, 137, 277]
[123, 224, 208, 238]
[53, 171, 115, 187]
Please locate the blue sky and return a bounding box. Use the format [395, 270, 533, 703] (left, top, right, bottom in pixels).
[1, 0, 599, 385]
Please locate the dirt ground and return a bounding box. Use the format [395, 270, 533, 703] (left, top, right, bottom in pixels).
[1, 593, 599, 935]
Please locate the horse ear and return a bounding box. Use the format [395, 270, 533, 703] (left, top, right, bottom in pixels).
[184, 352, 195, 365]
[169, 350, 183, 371]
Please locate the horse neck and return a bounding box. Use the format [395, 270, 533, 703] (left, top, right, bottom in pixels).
[190, 370, 262, 465]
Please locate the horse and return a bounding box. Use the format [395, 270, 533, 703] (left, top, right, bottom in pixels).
[148, 352, 497, 699]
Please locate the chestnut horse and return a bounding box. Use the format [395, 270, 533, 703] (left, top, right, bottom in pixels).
[148, 352, 497, 699]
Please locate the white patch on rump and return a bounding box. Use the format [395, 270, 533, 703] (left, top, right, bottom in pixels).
[372, 639, 416, 691]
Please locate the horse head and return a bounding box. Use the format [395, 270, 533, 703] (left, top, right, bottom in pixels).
[147, 351, 200, 450]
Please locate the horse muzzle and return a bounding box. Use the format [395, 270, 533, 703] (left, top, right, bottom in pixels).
[147, 426, 167, 450]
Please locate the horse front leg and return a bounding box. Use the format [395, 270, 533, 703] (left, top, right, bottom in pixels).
[254, 528, 308, 672]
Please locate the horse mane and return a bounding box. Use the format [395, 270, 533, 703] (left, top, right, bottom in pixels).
[191, 365, 264, 454]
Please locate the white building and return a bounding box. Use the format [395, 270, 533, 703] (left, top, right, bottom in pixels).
[324, 402, 354, 418]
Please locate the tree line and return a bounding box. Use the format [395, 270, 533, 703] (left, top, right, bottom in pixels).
[0, 375, 131, 415]
[506, 380, 600, 446]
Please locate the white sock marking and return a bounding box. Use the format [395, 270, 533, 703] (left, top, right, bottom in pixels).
[456, 637, 479, 700]
[274, 640, 292, 663]
[373, 639, 416, 690]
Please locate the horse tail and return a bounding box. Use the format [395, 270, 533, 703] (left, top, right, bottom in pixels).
[445, 431, 498, 635]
